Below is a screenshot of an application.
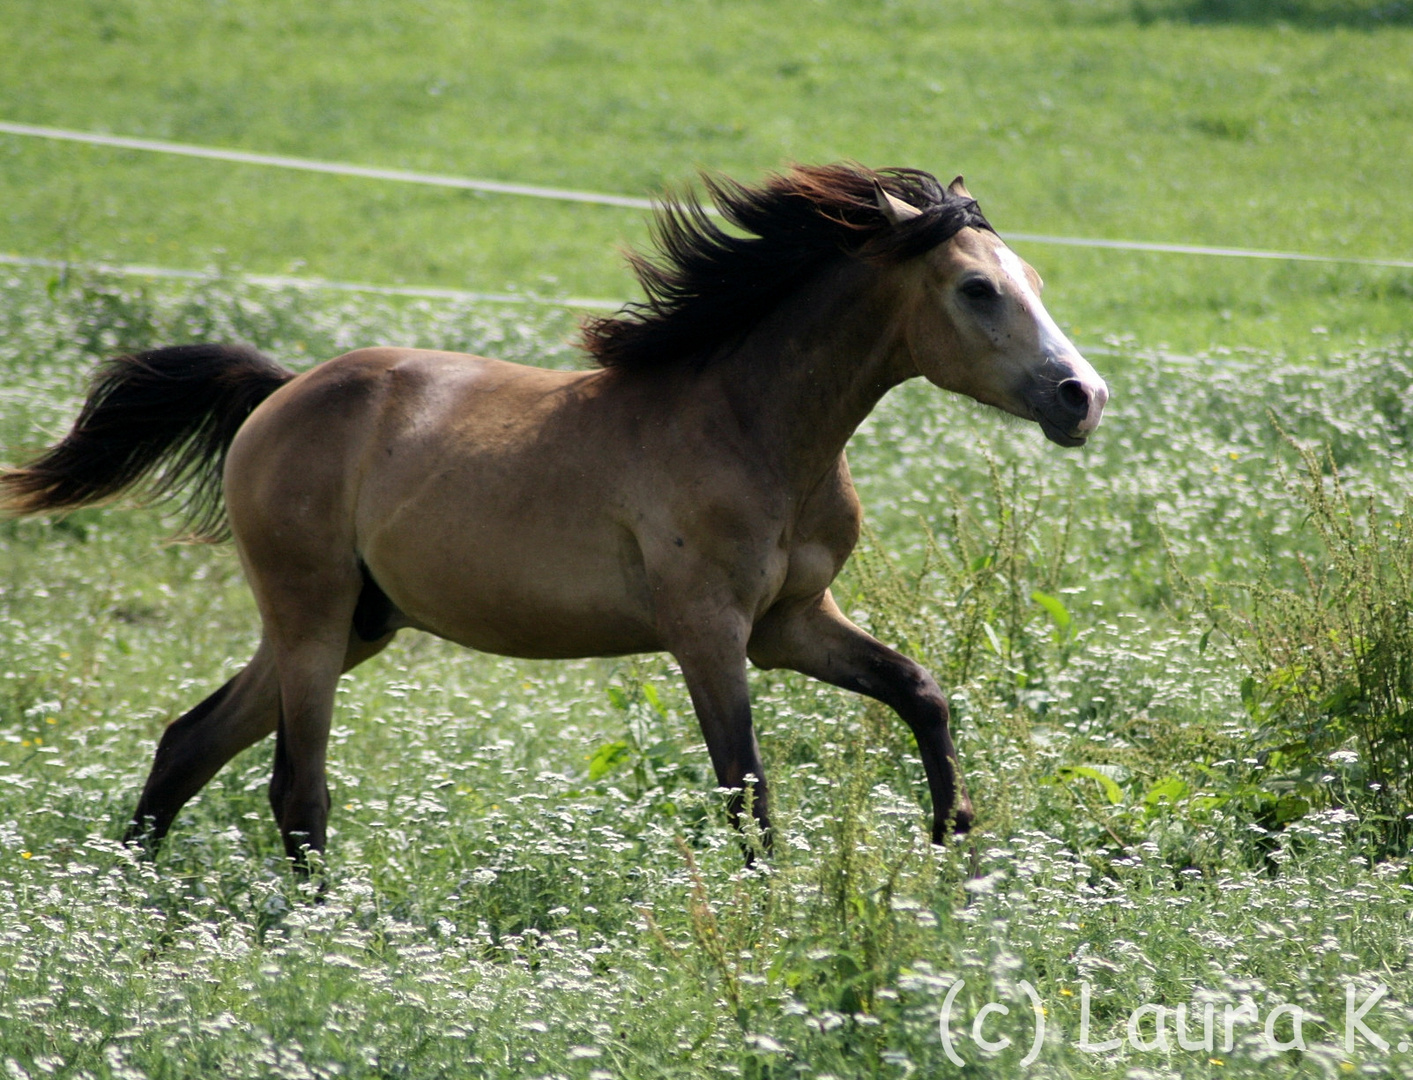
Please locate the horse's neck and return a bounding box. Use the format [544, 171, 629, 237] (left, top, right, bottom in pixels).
[716, 263, 915, 487]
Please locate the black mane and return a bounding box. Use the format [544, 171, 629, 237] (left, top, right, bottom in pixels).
[581, 163, 993, 370]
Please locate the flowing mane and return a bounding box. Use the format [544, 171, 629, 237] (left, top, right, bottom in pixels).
[581, 163, 994, 370]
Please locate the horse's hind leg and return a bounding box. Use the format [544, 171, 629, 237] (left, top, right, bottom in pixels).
[124, 629, 394, 851]
[265, 639, 345, 863]
[125, 640, 281, 848]
[256, 561, 378, 866]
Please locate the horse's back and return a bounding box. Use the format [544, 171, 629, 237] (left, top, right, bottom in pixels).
[228, 346, 598, 500]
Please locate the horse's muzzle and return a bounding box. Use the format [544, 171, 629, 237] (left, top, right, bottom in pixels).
[1032, 355, 1109, 447]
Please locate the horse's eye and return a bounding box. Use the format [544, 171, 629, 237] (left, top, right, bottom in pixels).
[959, 278, 1000, 303]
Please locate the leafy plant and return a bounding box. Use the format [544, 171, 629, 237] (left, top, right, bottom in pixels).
[845, 457, 1080, 703]
[1197, 431, 1413, 850]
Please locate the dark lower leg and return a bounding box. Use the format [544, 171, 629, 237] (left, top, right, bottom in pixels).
[124, 656, 279, 848]
[676, 643, 772, 858]
[265, 629, 394, 866]
[830, 657, 972, 839]
[266, 637, 353, 868]
[125, 629, 392, 856]
[269, 722, 330, 864]
[709, 741, 772, 854]
[750, 599, 972, 841]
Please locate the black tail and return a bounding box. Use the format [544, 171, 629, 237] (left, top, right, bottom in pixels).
[0, 344, 295, 541]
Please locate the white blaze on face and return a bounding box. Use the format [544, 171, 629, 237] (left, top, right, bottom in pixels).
[993, 242, 1108, 434]
[994, 245, 1076, 360]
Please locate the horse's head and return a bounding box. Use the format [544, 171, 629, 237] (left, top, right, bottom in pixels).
[889, 179, 1108, 447]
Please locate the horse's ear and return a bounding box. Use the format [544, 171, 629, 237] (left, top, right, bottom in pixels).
[872, 180, 923, 225]
[948, 176, 973, 200]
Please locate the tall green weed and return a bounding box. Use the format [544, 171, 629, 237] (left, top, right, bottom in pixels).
[1198, 433, 1413, 851]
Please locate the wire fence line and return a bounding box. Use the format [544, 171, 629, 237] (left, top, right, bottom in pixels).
[4, 120, 1413, 271]
[0, 121, 654, 210]
[3, 254, 1371, 377]
[0, 252, 623, 310]
[1003, 233, 1413, 269]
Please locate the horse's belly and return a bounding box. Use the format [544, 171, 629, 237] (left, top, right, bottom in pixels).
[421, 587, 662, 660]
[365, 526, 661, 660]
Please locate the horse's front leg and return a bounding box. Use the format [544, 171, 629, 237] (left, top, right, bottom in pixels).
[750, 592, 973, 841]
[669, 614, 772, 855]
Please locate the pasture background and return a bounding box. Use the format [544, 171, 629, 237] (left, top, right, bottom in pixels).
[2, 0, 1412, 353]
[1, 1, 1413, 1077]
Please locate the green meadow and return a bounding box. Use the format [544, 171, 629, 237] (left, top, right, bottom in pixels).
[2, 1, 1413, 1077]
[2, 0, 1412, 352]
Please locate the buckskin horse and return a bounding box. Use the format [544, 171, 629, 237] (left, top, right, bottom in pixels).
[0, 164, 1107, 866]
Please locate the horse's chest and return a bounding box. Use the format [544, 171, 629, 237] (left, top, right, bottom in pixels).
[776, 539, 844, 603]
[768, 496, 859, 608]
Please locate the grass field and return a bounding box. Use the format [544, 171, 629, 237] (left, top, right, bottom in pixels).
[5, 271, 1413, 1077]
[3, 0, 1413, 1077]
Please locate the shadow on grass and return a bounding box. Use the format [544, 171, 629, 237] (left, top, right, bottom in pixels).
[1133, 0, 1413, 27]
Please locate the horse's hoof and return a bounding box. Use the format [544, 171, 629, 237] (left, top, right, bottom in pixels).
[121, 819, 162, 858]
[932, 799, 975, 843]
[953, 804, 975, 834]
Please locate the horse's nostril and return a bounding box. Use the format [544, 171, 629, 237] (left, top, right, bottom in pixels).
[1056, 378, 1090, 416]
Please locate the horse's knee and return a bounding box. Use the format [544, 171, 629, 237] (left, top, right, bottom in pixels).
[907, 665, 947, 710]
[876, 657, 949, 724]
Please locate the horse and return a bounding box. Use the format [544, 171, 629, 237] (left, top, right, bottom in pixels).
[0, 164, 1107, 867]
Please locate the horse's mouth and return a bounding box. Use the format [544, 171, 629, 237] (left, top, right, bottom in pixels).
[1036, 412, 1089, 448]
[1028, 368, 1106, 448]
